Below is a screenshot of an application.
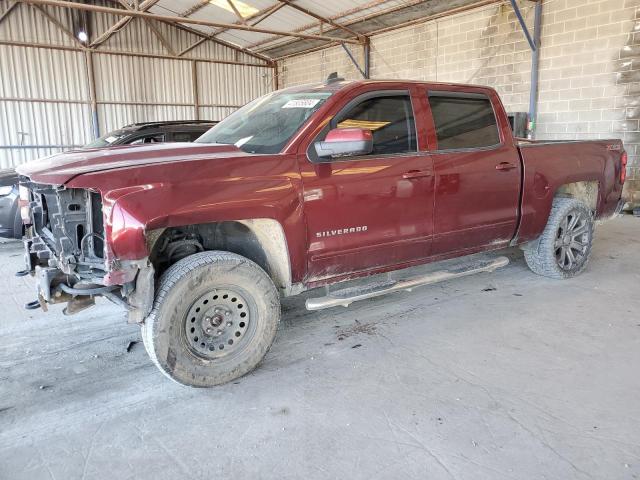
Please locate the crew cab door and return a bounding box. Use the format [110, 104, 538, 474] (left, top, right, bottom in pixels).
[423, 87, 521, 255]
[298, 88, 434, 283]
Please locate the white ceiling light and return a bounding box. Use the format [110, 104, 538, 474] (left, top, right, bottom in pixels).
[77, 31, 88, 42]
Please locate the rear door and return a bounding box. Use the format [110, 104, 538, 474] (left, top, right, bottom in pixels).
[424, 88, 521, 255]
[298, 88, 435, 283]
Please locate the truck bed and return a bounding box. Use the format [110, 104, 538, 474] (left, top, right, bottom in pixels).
[515, 138, 625, 243]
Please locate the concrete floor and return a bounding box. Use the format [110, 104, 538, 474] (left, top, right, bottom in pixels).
[0, 216, 639, 480]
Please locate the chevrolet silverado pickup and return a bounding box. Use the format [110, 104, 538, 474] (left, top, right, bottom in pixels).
[16, 79, 626, 387]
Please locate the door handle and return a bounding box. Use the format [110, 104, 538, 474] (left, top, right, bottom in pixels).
[495, 162, 517, 171]
[402, 169, 433, 179]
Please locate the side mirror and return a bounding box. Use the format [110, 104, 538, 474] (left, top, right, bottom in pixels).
[314, 128, 373, 159]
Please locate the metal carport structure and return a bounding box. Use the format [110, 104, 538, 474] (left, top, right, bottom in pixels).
[0, 0, 545, 167]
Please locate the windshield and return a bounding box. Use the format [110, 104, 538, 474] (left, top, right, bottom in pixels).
[196, 90, 333, 154]
[84, 130, 128, 148]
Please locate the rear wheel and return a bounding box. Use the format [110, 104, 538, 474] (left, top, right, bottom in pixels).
[142, 251, 280, 387]
[524, 197, 594, 279]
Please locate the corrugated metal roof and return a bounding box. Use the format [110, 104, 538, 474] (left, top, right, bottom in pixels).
[147, 0, 403, 51]
[260, 0, 489, 58]
[146, 0, 486, 59]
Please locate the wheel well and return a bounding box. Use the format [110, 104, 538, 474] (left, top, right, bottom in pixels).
[555, 181, 599, 211]
[147, 219, 291, 293]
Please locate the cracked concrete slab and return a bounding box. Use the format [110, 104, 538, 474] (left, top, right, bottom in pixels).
[0, 216, 639, 480]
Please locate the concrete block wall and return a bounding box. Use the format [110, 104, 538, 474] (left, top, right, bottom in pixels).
[278, 0, 640, 206]
[278, 45, 366, 87]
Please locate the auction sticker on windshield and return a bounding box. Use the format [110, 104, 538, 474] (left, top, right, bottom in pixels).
[281, 99, 321, 109]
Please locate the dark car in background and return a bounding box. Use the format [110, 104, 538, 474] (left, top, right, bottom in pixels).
[0, 120, 217, 239]
[0, 169, 21, 239]
[84, 120, 217, 148]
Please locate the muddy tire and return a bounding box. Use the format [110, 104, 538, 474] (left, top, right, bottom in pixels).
[142, 251, 280, 387]
[523, 197, 594, 279]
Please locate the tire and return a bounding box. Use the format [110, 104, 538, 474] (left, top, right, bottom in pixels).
[523, 197, 594, 279]
[142, 251, 280, 387]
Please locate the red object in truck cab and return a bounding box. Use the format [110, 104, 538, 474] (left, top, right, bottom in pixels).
[17, 79, 626, 290]
[325, 127, 373, 142]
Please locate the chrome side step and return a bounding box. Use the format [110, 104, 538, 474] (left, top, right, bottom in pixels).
[305, 256, 509, 311]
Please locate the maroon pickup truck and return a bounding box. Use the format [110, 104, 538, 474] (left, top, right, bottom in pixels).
[17, 79, 626, 387]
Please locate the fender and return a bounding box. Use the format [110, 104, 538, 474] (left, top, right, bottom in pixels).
[67, 155, 309, 283]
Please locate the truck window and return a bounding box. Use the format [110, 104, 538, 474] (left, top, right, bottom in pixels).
[428, 92, 500, 150]
[197, 90, 333, 154]
[335, 95, 416, 156]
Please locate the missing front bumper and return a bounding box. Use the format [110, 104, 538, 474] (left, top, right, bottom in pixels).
[22, 239, 155, 322]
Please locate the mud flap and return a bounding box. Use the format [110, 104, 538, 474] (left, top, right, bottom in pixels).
[127, 261, 155, 324]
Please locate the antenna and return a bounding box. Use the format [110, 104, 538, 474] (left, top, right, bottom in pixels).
[326, 72, 344, 83]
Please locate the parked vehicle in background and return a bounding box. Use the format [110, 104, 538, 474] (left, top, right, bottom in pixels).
[16, 79, 626, 387]
[84, 120, 218, 148]
[0, 121, 217, 239]
[0, 169, 21, 239]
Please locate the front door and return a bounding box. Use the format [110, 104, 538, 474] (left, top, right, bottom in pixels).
[298, 90, 435, 284]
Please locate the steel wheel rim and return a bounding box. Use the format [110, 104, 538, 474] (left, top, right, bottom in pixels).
[554, 209, 590, 271]
[183, 287, 253, 360]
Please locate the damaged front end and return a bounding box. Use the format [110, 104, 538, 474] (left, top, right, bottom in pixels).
[21, 180, 153, 322]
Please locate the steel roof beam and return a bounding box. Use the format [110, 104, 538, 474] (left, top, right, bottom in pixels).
[0, 1, 19, 25]
[341, 44, 366, 78]
[250, 2, 286, 27]
[509, 0, 537, 51]
[246, 0, 397, 51]
[527, 0, 542, 138]
[226, 0, 247, 24]
[15, 0, 364, 45]
[177, 4, 285, 58]
[277, 0, 366, 42]
[0, 38, 271, 67]
[115, 0, 177, 56]
[168, 21, 274, 63]
[31, 4, 84, 46]
[180, 0, 209, 17]
[177, 2, 287, 58]
[106, 0, 274, 62]
[144, 18, 176, 56]
[91, 0, 160, 48]
[257, 0, 503, 57]
[508, 0, 542, 137]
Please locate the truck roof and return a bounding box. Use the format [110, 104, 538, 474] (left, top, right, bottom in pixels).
[282, 78, 498, 94]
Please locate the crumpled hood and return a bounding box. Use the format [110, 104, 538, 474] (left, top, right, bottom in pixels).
[16, 142, 245, 185]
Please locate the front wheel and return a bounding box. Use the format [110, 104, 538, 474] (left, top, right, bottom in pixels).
[142, 251, 280, 387]
[523, 197, 594, 279]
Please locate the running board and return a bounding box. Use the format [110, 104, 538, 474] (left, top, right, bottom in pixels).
[305, 256, 510, 311]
